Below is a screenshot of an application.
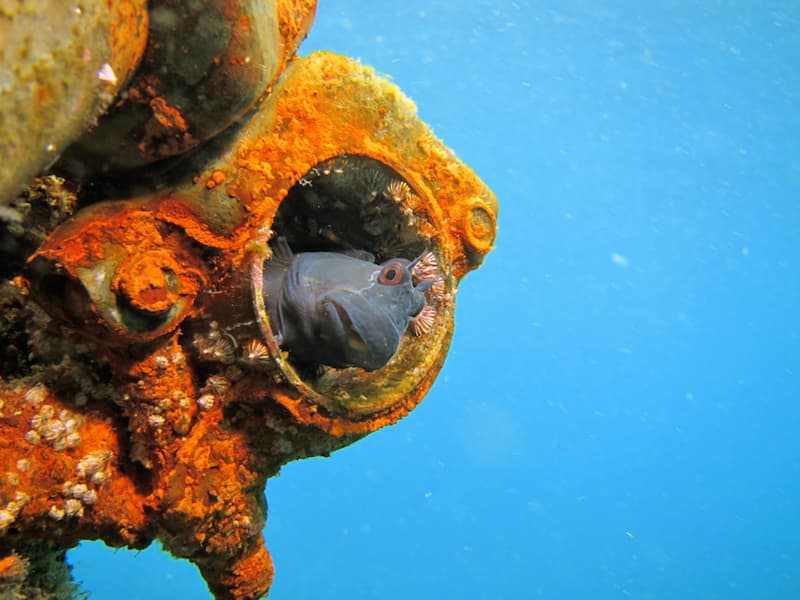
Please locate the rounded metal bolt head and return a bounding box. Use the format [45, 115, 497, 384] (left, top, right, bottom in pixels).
[116, 253, 181, 315]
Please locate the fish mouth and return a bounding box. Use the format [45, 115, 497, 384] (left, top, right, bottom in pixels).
[327, 298, 368, 348]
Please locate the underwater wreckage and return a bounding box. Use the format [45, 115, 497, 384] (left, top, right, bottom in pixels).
[0, 1, 497, 597]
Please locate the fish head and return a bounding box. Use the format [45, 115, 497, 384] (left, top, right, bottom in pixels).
[362, 257, 427, 325]
[266, 247, 428, 371]
[315, 255, 427, 371]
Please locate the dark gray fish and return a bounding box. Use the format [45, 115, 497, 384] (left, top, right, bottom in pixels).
[262, 238, 429, 371]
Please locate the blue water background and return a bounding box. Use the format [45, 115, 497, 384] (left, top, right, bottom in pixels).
[71, 2, 800, 598]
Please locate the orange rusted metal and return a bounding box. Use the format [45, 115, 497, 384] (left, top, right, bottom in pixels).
[59, 0, 318, 172]
[0, 3, 496, 599]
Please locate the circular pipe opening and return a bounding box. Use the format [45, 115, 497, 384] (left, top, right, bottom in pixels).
[255, 155, 454, 422]
[273, 155, 428, 260]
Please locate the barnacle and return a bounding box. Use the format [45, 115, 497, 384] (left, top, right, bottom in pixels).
[243, 339, 270, 364]
[273, 156, 428, 260]
[410, 304, 438, 337]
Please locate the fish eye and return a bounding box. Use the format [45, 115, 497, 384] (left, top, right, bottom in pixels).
[378, 261, 407, 285]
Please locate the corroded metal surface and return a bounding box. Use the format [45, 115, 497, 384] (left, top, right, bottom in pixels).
[0, 3, 496, 599]
[0, 0, 148, 206]
[59, 0, 317, 173]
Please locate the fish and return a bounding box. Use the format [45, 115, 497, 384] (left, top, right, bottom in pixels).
[262, 238, 430, 371]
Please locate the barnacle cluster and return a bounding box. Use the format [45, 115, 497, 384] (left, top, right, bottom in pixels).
[273, 155, 428, 260]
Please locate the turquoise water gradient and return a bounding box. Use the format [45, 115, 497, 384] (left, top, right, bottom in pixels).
[71, 2, 800, 598]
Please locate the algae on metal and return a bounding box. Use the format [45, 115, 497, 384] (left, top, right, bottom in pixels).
[0, 0, 147, 208]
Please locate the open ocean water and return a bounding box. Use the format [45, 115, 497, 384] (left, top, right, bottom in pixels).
[70, 1, 800, 598]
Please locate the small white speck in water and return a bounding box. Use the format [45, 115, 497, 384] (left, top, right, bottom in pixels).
[611, 252, 630, 268]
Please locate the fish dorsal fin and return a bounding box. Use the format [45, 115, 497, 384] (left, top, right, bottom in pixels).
[340, 248, 375, 263]
[262, 237, 295, 341]
[268, 236, 295, 267]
